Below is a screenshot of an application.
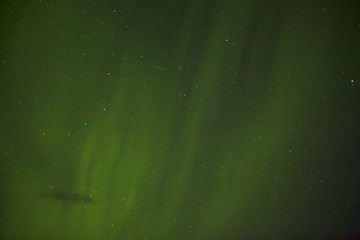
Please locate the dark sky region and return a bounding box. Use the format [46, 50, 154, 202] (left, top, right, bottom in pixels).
[0, 0, 359, 239]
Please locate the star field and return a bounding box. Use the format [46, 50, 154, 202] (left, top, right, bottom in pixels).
[0, 1, 359, 239]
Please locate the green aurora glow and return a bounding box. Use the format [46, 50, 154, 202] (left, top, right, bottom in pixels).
[1, 1, 359, 239]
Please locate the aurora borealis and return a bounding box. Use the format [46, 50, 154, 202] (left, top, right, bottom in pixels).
[1, 0, 360, 239]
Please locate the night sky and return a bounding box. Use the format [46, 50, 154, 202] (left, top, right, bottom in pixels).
[1, 1, 360, 239]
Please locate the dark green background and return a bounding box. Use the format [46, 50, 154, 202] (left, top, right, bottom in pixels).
[1, 0, 359, 239]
